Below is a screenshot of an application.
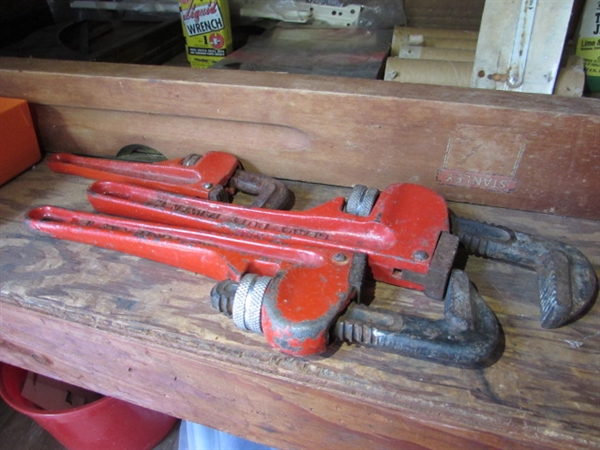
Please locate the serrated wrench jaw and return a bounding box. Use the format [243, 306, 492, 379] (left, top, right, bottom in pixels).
[451, 214, 598, 328]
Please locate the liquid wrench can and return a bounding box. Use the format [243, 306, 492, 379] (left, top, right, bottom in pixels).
[179, 0, 234, 68]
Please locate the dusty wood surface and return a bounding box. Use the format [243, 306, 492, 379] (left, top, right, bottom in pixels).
[0, 161, 598, 449]
[0, 57, 599, 220]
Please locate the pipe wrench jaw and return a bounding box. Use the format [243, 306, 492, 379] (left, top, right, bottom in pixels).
[450, 214, 598, 329]
[336, 269, 500, 368]
[261, 250, 500, 366]
[210, 249, 499, 366]
[211, 252, 365, 356]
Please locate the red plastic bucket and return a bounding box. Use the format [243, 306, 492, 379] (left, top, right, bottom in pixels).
[0, 364, 177, 450]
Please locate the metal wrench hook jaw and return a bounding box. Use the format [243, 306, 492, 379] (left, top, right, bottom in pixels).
[450, 214, 598, 329]
[335, 269, 500, 367]
[211, 269, 500, 367]
[229, 169, 295, 210]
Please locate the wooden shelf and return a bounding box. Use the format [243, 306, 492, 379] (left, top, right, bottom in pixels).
[1, 161, 598, 449]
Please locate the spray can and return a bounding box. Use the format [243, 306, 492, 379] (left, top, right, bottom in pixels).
[179, 0, 233, 68]
[575, 0, 600, 93]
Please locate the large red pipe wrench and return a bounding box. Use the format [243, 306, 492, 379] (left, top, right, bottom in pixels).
[26, 152, 598, 367]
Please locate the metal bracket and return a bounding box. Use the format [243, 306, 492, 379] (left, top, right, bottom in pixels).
[238, 0, 361, 27]
[470, 0, 574, 93]
[506, 0, 538, 88]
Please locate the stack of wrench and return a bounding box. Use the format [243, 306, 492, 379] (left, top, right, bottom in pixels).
[26, 151, 598, 367]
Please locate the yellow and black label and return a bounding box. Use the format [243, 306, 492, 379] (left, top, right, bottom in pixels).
[179, 0, 233, 68]
[576, 0, 600, 92]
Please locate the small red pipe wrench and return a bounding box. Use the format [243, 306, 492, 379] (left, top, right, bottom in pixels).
[46, 151, 294, 209]
[26, 152, 598, 367]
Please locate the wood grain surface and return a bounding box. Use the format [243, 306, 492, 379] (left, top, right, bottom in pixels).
[1, 161, 598, 449]
[0, 57, 598, 219]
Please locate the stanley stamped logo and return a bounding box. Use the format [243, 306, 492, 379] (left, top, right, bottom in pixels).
[437, 125, 525, 193]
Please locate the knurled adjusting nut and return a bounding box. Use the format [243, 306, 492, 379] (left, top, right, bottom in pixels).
[232, 274, 272, 334]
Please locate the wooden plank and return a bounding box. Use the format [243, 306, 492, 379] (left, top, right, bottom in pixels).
[1, 305, 544, 450]
[0, 163, 598, 449]
[403, 0, 485, 31]
[0, 58, 599, 219]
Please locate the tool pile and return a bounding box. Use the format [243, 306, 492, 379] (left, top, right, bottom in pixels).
[26, 151, 598, 367]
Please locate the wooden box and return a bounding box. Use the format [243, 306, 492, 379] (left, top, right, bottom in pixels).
[0, 57, 598, 219]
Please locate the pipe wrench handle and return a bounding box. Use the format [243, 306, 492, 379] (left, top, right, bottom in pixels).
[48, 151, 240, 200]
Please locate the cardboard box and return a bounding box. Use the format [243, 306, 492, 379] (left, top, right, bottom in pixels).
[0, 97, 41, 186]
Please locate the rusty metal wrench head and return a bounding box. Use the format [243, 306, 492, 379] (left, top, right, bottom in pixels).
[450, 214, 598, 328]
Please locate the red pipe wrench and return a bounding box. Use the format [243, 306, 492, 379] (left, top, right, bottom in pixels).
[47, 151, 294, 209]
[25, 152, 597, 367]
[27, 178, 499, 365]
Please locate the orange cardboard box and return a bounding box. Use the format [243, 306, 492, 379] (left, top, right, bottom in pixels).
[0, 97, 41, 186]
